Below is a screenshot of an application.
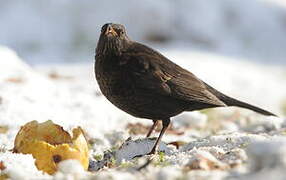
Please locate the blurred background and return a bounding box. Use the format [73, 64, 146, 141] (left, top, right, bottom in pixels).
[0, 0, 286, 65]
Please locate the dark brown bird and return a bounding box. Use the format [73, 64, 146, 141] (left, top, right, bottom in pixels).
[95, 23, 276, 155]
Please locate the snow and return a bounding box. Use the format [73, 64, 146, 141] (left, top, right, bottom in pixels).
[246, 138, 286, 171]
[0, 46, 286, 179]
[54, 160, 87, 179]
[0, 152, 51, 179]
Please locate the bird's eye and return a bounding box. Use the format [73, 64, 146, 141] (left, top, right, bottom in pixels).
[101, 24, 108, 33]
[101, 27, 105, 33]
[117, 29, 124, 36]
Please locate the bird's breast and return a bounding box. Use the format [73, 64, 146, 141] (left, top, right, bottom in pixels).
[95, 55, 187, 119]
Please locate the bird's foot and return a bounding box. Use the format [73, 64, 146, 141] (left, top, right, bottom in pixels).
[146, 148, 156, 155]
[133, 148, 157, 159]
[133, 154, 144, 158]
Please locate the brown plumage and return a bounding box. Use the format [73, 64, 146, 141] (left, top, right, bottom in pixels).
[95, 23, 276, 154]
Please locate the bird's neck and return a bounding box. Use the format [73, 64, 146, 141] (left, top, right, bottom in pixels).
[95, 51, 121, 68]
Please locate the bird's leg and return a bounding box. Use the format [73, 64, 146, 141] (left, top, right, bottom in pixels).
[147, 118, 170, 155]
[146, 120, 159, 138]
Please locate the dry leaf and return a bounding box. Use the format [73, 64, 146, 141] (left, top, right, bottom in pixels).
[48, 72, 73, 80]
[184, 151, 229, 171]
[168, 141, 187, 149]
[0, 161, 6, 170]
[5, 77, 24, 83]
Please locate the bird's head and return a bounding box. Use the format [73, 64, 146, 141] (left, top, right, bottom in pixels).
[96, 23, 130, 56]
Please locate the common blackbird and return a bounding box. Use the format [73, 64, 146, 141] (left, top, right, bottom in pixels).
[95, 23, 276, 155]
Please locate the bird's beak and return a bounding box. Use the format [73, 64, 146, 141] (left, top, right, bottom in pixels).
[105, 25, 118, 37]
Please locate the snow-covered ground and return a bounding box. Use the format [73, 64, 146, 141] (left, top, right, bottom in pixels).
[0, 47, 286, 179]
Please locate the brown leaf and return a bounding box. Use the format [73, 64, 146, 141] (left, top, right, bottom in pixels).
[184, 153, 229, 171]
[5, 77, 24, 83]
[48, 72, 73, 80]
[0, 161, 6, 170]
[168, 141, 187, 149]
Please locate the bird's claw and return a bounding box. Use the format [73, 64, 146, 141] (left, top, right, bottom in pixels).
[132, 149, 156, 159]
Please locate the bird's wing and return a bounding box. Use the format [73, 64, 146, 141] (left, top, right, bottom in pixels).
[120, 43, 225, 106]
[120, 50, 172, 95]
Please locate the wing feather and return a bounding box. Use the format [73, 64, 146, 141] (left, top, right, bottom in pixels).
[120, 42, 226, 106]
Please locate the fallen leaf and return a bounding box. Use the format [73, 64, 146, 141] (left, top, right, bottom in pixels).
[168, 141, 187, 149]
[184, 151, 229, 171]
[0, 161, 6, 170]
[48, 72, 73, 80]
[5, 77, 24, 83]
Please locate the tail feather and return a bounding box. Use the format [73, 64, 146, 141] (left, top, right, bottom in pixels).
[221, 95, 276, 116]
[204, 83, 277, 116]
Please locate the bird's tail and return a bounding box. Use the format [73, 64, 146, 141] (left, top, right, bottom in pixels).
[220, 95, 276, 116]
[204, 83, 277, 116]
